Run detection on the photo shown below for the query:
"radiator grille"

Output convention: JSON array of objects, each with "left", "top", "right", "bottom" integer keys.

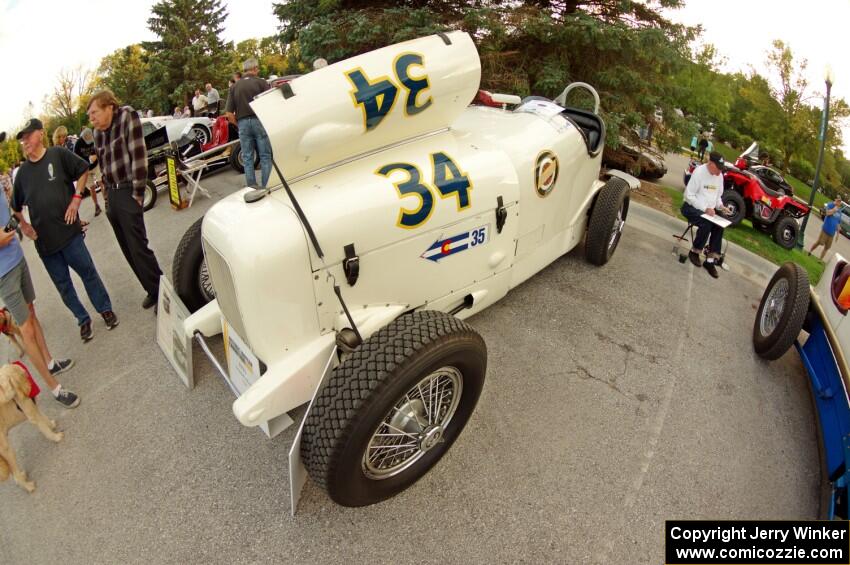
[{"left": 202, "top": 240, "right": 248, "bottom": 341}]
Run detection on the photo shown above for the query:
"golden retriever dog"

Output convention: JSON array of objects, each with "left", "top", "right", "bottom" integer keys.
[
  {"left": 0, "top": 363, "right": 63, "bottom": 493},
  {"left": 0, "top": 308, "right": 25, "bottom": 358}
]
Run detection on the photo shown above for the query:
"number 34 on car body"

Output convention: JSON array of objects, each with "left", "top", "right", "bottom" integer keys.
[{"left": 376, "top": 151, "right": 474, "bottom": 229}]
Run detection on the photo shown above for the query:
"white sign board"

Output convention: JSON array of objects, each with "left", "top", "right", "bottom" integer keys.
[
  {"left": 156, "top": 275, "right": 193, "bottom": 388},
  {"left": 222, "top": 322, "right": 260, "bottom": 395}
]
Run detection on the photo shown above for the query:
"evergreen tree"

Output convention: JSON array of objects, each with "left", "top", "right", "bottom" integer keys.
[{"left": 142, "top": 0, "right": 232, "bottom": 111}]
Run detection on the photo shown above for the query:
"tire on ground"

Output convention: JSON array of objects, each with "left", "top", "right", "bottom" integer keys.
[
  {"left": 753, "top": 262, "right": 810, "bottom": 360},
  {"left": 301, "top": 310, "right": 487, "bottom": 507},
  {"left": 172, "top": 217, "right": 214, "bottom": 312},
  {"left": 585, "top": 177, "right": 630, "bottom": 266},
  {"left": 229, "top": 144, "right": 260, "bottom": 174},
  {"left": 773, "top": 215, "right": 799, "bottom": 249},
  {"left": 143, "top": 180, "right": 157, "bottom": 212},
  {"left": 720, "top": 190, "right": 745, "bottom": 226}
]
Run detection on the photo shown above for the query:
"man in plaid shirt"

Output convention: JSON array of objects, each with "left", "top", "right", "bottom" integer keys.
[{"left": 87, "top": 90, "right": 163, "bottom": 309}]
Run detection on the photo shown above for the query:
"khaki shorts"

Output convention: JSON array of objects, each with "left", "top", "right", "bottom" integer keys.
[
  {"left": 817, "top": 230, "right": 836, "bottom": 250},
  {"left": 86, "top": 165, "right": 101, "bottom": 189},
  {"left": 0, "top": 258, "right": 35, "bottom": 325}
]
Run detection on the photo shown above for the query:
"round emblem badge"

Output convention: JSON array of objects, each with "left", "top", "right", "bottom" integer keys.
[{"left": 535, "top": 151, "right": 558, "bottom": 197}]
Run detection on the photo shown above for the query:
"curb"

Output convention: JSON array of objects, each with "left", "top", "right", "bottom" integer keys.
[{"left": 627, "top": 201, "right": 778, "bottom": 288}]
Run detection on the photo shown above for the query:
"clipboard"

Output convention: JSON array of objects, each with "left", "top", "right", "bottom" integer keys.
[{"left": 701, "top": 213, "right": 731, "bottom": 228}]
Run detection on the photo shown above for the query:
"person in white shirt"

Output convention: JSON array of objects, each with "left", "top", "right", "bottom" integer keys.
[
  {"left": 682, "top": 151, "right": 730, "bottom": 278},
  {"left": 205, "top": 83, "right": 220, "bottom": 116},
  {"left": 192, "top": 89, "right": 208, "bottom": 117}
]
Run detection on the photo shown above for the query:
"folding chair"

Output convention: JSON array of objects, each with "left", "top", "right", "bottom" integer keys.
[
  {"left": 171, "top": 146, "right": 213, "bottom": 208},
  {"left": 672, "top": 222, "right": 728, "bottom": 268}
]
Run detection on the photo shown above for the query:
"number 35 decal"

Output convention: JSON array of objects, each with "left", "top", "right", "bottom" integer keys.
[
  {"left": 345, "top": 52, "right": 433, "bottom": 131},
  {"left": 376, "top": 152, "right": 473, "bottom": 229}
]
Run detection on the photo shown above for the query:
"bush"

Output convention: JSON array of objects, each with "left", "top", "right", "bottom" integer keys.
[
  {"left": 790, "top": 158, "right": 815, "bottom": 184},
  {"left": 713, "top": 122, "right": 744, "bottom": 150}
]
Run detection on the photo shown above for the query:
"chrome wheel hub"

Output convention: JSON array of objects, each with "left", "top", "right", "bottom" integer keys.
[
  {"left": 198, "top": 259, "right": 215, "bottom": 301},
  {"left": 760, "top": 278, "right": 789, "bottom": 336},
  {"left": 608, "top": 205, "right": 625, "bottom": 251},
  {"left": 362, "top": 366, "right": 462, "bottom": 480}
]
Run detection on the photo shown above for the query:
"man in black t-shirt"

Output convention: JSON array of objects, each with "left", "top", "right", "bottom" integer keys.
[{"left": 13, "top": 119, "right": 118, "bottom": 342}]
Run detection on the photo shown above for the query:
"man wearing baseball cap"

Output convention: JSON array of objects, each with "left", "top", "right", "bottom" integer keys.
[
  {"left": 681, "top": 151, "right": 730, "bottom": 279},
  {"left": 0, "top": 119, "right": 85, "bottom": 408},
  {"left": 13, "top": 118, "right": 117, "bottom": 344}
]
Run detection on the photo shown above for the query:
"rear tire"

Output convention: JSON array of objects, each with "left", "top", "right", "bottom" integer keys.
[
  {"left": 585, "top": 177, "right": 630, "bottom": 266},
  {"left": 143, "top": 181, "right": 157, "bottom": 212},
  {"left": 301, "top": 310, "right": 487, "bottom": 507},
  {"left": 753, "top": 262, "right": 810, "bottom": 360},
  {"left": 229, "top": 144, "right": 260, "bottom": 174},
  {"left": 773, "top": 216, "right": 799, "bottom": 249},
  {"left": 172, "top": 217, "right": 215, "bottom": 312}
]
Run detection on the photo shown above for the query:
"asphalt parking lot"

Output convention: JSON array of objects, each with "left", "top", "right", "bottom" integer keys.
[{"left": 0, "top": 170, "right": 820, "bottom": 564}]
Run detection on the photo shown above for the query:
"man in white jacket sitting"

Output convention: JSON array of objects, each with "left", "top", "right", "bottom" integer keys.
[{"left": 681, "top": 151, "right": 730, "bottom": 279}]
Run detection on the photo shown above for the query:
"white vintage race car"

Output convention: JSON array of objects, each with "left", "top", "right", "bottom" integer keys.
[
  {"left": 141, "top": 116, "right": 214, "bottom": 147},
  {"left": 166, "top": 31, "right": 637, "bottom": 510}
]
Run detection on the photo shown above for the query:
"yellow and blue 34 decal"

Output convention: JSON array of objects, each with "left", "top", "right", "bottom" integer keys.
[{"left": 421, "top": 224, "right": 489, "bottom": 262}]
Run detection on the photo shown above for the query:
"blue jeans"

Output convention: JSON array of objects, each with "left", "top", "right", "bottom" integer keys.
[
  {"left": 41, "top": 234, "right": 113, "bottom": 326},
  {"left": 681, "top": 202, "right": 724, "bottom": 258},
  {"left": 237, "top": 117, "right": 272, "bottom": 188}
]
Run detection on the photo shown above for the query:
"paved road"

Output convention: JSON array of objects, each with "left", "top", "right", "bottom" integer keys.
[{"left": 0, "top": 171, "right": 820, "bottom": 564}]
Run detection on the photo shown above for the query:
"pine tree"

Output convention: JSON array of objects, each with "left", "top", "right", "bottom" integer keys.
[{"left": 143, "top": 0, "right": 232, "bottom": 111}]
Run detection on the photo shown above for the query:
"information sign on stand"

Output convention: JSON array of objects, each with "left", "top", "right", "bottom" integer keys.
[
  {"left": 166, "top": 154, "right": 185, "bottom": 209},
  {"left": 221, "top": 322, "right": 293, "bottom": 438},
  {"left": 156, "top": 276, "right": 193, "bottom": 388}
]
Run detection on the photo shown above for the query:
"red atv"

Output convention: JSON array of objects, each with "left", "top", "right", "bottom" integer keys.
[{"left": 684, "top": 143, "right": 808, "bottom": 249}]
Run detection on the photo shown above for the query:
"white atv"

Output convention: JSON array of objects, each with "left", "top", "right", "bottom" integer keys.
[{"left": 167, "top": 31, "right": 637, "bottom": 509}]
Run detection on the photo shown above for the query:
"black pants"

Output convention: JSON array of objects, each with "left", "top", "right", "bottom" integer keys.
[
  {"left": 682, "top": 202, "right": 724, "bottom": 258},
  {"left": 105, "top": 185, "right": 162, "bottom": 296}
]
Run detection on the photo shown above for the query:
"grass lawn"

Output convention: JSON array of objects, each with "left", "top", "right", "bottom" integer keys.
[
  {"left": 721, "top": 220, "right": 824, "bottom": 284},
  {"left": 633, "top": 181, "right": 825, "bottom": 284}
]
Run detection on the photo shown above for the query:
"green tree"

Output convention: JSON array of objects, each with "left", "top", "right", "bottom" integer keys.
[
  {"left": 143, "top": 0, "right": 232, "bottom": 112},
  {"left": 231, "top": 36, "right": 293, "bottom": 77},
  {"left": 272, "top": 0, "right": 697, "bottom": 149},
  {"left": 97, "top": 45, "right": 152, "bottom": 109}
]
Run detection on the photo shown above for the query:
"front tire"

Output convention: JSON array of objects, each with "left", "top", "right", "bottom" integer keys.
[
  {"left": 190, "top": 124, "right": 211, "bottom": 146},
  {"left": 143, "top": 181, "right": 157, "bottom": 212},
  {"left": 172, "top": 217, "right": 215, "bottom": 312},
  {"left": 302, "top": 310, "right": 487, "bottom": 507},
  {"left": 720, "top": 191, "right": 745, "bottom": 226},
  {"left": 773, "top": 216, "right": 799, "bottom": 249},
  {"left": 753, "top": 262, "right": 810, "bottom": 360},
  {"left": 585, "top": 177, "right": 630, "bottom": 265}
]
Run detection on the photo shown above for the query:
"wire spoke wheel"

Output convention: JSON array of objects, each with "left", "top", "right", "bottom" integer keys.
[
  {"left": 608, "top": 202, "right": 625, "bottom": 252},
  {"left": 302, "top": 310, "right": 487, "bottom": 507},
  {"left": 363, "top": 367, "right": 463, "bottom": 480},
  {"left": 752, "top": 262, "right": 810, "bottom": 360},
  {"left": 198, "top": 258, "right": 215, "bottom": 302},
  {"left": 759, "top": 278, "right": 788, "bottom": 337}
]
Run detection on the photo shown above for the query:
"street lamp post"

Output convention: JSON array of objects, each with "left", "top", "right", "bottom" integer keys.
[{"left": 798, "top": 66, "right": 834, "bottom": 248}]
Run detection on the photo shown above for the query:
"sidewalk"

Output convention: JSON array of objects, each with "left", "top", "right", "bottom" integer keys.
[{"left": 627, "top": 200, "right": 778, "bottom": 287}]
